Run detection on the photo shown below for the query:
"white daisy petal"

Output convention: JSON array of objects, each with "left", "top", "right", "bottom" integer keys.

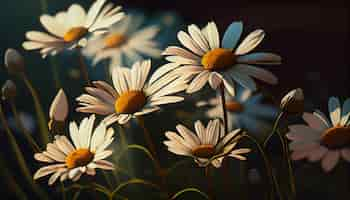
[
  {"left": 85, "top": 0, "right": 107, "bottom": 28},
  {"left": 341, "top": 98, "right": 350, "bottom": 125},
  {"left": 237, "top": 53, "right": 282, "bottom": 65},
  {"left": 235, "top": 29, "right": 265, "bottom": 55},
  {"left": 229, "top": 71, "right": 257, "bottom": 91},
  {"left": 328, "top": 97, "right": 341, "bottom": 126},
  {"left": 302, "top": 112, "right": 328, "bottom": 131},
  {"left": 39, "top": 15, "right": 66, "bottom": 37},
  {"left": 186, "top": 71, "right": 210, "bottom": 93},
  {"left": 206, "top": 22, "right": 220, "bottom": 49},
  {"left": 208, "top": 72, "right": 223, "bottom": 89},
  {"left": 234, "top": 64, "right": 278, "bottom": 85},
  {"left": 340, "top": 148, "right": 350, "bottom": 162},
  {"left": 321, "top": 150, "right": 340, "bottom": 172},
  {"left": 177, "top": 31, "right": 205, "bottom": 56},
  {"left": 222, "top": 21, "right": 243, "bottom": 49}
]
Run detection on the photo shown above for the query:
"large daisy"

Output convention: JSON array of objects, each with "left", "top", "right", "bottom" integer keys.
[
  {"left": 164, "top": 119, "right": 250, "bottom": 168},
  {"left": 83, "top": 14, "right": 162, "bottom": 69},
  {"left": 287, "top": 97, "right": 350, "bottom": 172},
  {"left": 33, "top": 115, "right": 115, "bottom": 185},
  {"left": 197, "top": 86, "right": 277, "bottom": 135},
  {"left": 76, "top": 60, "right": 187, "bottom": 125},
  {"left": 162, "top": 21, "right": 281, "bottom": 95},
  {"left": 22, "top": 0, "right": 124, "bottom": 58}
]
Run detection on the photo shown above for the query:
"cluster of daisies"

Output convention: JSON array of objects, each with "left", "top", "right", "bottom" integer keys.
[{"left": 3, "top": 0, "right": 347, "bottom": 190}]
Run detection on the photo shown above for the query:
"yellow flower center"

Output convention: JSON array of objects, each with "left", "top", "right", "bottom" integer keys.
[
  {"left": 115, "top": 91, "right": 147, "bottom": 114},
  {"left": 63, "top": 27, "right": 88, "bottom": 42},
  {"left": 321, "top": 126, "right": 350, "bottom": 149},
  {"left": 225, "top": 101, "right": 244, "bottom": 113},
  {"left": 192, "top": 144, "right": 215, "bottom": 159},
  {"left": 104, "top": 33, "right": 127, "bottom": 49},
  {"left": 201, "top": 48, "right": 236, "bottom": 71},
  {"left": 65, "top": 149, "right": 94, "bottom": 169}
]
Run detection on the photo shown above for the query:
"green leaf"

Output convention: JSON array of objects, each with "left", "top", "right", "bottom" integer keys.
[
  {"left": 171, "top": 188, "right": 210, "bottom": 200},
  {"left": 117, "top": 144, "right": 160, "bottom": 174},
  {"left": 111, "top": 178, "right": 161, "bottom": 197}
]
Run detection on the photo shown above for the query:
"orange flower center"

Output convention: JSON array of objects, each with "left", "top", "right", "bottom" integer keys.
[
  {"left": 225, "top": 101, "right": 244, "bottom": 113},
  {"left": 63, "top": 27, "right": 88, "bottom": 42},
  {"left": 201, "top": 48, "right": 236, "bottom": 71},
  {"left": 115, "top": 91, "right": 147, "bottom": 114},
  {"left": 65, "top": 149, "right": 94, "bottom": 169},
  {"left": 192, "top": 144, "right": 215, "bottom": 158},
  {"left": 104, "top": 33, "right": 127, "bottom": 49},
  {"left": 321, "top": 126, "right": 350, "bottom": 149}
]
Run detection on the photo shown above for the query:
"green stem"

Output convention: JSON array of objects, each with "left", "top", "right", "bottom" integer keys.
[
  {"left": 21, "top": 73, "right": 49, "bottom": 145},
  {"left": 77, "top": 48, "right": 91, "bottom": 86},
  {"left": 9, "top": 101, "right": 41, "bottom": 152},
  {"left": 61, "top": 182, "right": 67, "bottom": 200},
  {"left": 263, "top": 111, "right": 284, "bottom": 148},
  {"left": 117, "top": 125, "right": 134, "bottom": 178},
  {"left": 38, "top": 0, "right": 48, "bottom": 12},
  {"left": 38, "top": 0, "right": 61, "bottom": 90},
  {"left": 103, "top": 171, "right": 114, "bottom": 189},
  {"left": 0, "top": 158, "right": 28, "bottom": 200},
  {"left": 0, "top": 102, "right": 47, "bottom": 200},
  {"left": 205, "top": 166, "right": 214, "bottom": 200},
  {"left": 49, "top": 57, "right": 61, "bottom": 89},
  {"left": 244, "top": 134, "right": 283, "bottom": 200},
  {"left": 136, "top": 117, "right": 168, "bottom": 197},
  {"left": 283, "top": 133, "right": 296, "bottom": 200},
  {"left": 219, "top": 83, "right": 228, "bottom": 135}
]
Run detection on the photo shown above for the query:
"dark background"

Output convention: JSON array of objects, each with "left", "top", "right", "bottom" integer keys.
[{"left": 0, "top": 0, "right": 349, "bottom": 199}]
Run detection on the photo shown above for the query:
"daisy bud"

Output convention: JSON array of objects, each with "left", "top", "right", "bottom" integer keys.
[
  {"left": 49, "top": 89, "right": 68, "bottom": 122},
  {"left": 1, "top": 80, "right": 17, "bottom": 100},
  {"left": 280, "top": 88, "right": 304, "bottom": 114},
  {"left": 4, "top": 49, "right": 25, "bottom": 75}
]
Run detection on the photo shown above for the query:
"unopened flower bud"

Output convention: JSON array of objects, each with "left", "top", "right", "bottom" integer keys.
[
  {"left": 280, "top": 88, "right": 304, "bottom": 114},
  {"left": 2, "top": 80, "right": 17, "bottom": 100},
  {"left": 49, "top": 89, "right": 68, "bottom": 122},
  {"left": 4, "top": 49, "right": 25, "bottom": 75}
]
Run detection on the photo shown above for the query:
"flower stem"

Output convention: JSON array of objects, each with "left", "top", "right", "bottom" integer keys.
[
  {"left": 77, "top": 48, "right": 91, "bottom": 86},
  {"left": 205, "top": 166, "right": 214, "bottom": 200},
  {"left": 263, "top": 111, "right": 284, "bottom": 148},
  {"left": 61, "top": 182, "right": 67, "bottom": 200},
  {"left": 219, "top": 83, "right": 228, "bottom": 135},
  {"left": 118, "top": 125, "right": 135, "bottom": 178},
  {"left": 136, "top": 116, "right": 168, "bottom": 197},
  {"left": 21, "top": 73, "right": 49, "bottom": 145},
  {"left": 50, "top": 57, "right": 61, "bottom": 89},
  {"left": 244, "top": 134, "right": 283, "bottom": 200},
  {"left": 0, "top": 102, "right": 47, "bottom": 200},
  {"left": 9, "top": 100, "right": 41, "bottom": 152},
  {"left": 283, "top": 132, "right": 296, "bottom": 200}
]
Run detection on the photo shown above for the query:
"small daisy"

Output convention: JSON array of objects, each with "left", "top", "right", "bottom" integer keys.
[
  {"left": 33, "top": 115, "right": 115, "bottom": 185},
  {"left": 76, "top": 60, "right": 187, "bottom": 125},
  {"left": 23, "top": 0, "right": 125, "bottom": 58},
  {"left": 164, "top": 119, "right": 250, "bottom": 168},
  {"left": 287, "top": 97, "right": 350, "bottom": 172},
  {"left": 163, "top": 21, "right": 281, "bottom": 95},
  {"left": 83, "top": 14, "right": 162, "bottom": 68},
  {"left": 197, "top": 86, "right": 277, "bottom": 135}
]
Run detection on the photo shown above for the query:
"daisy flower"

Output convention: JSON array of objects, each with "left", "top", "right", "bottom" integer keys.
[
  {"left": 33, "top": 115, "right": 115, "bottom": 185},
  {"left": 76, "top": 60, "right": 187, "bottom": 125},
  {"left": 83, "top": 14, "right": 162, "bottom": 68},
  {"left": 162, "top": 21, "right": 281, "bottom": 95},
  {"left": 22, "top": 0, "right": 125, "bottom": 58},
  {"left": 197, "top": 86, "right": 277, "bottom": 135},
  {"left": 164, "top": 119, "right": 250, "bottom": 168},
  {"left": 287, "top": 97, "right": 350, "bottom": 172}
]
